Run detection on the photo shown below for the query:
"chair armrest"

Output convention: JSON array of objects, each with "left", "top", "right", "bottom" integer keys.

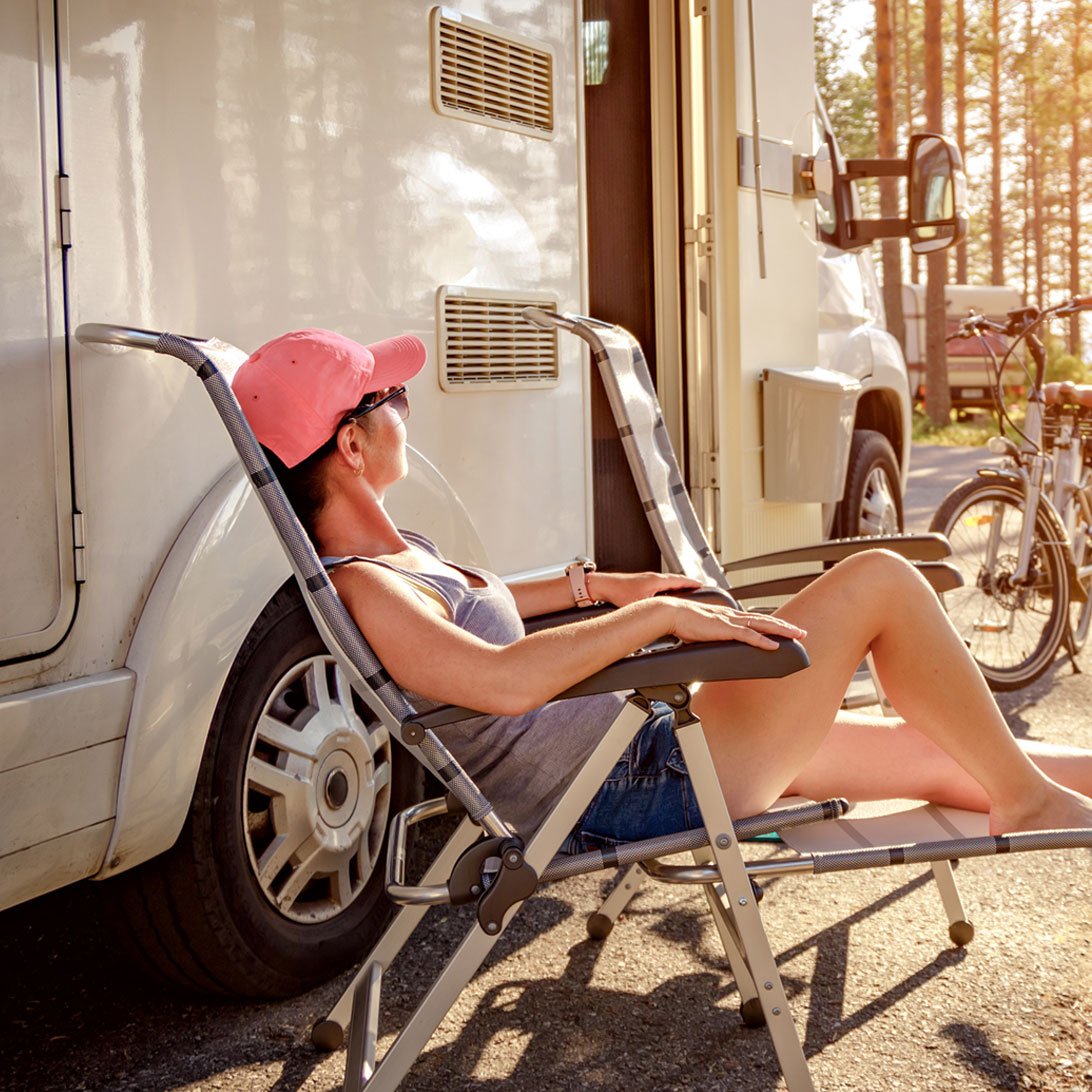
[
  {"left": 404, "top": 630, "right": 809, "bottom": 731},
  {"left": 721, "top": 532, "right": 951, "bottom": 573},
  {"left": 732, "top": 560, "right": 963, "bottom": 603},
  {"left": 555, "top": 635, "right": 808, "bottom": 698}
]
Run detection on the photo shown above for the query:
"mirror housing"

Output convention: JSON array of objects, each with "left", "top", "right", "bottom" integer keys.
[
  {"left": 808, "top": 131, "right": 967, "bottom": 254},
  {"left": 906, "top": 133, "right": 968, "bottom": 253}
]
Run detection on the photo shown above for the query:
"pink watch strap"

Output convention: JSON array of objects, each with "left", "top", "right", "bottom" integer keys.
[{"left": 566, "top": 561, "right": 596, "bottom": 608}]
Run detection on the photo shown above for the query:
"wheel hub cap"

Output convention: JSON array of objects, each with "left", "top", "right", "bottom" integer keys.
[
  {"left": 325, "top": 768, "right": 351, "bottom": 810},
  {"left": 243, "top": 656, "right": 392, "bottom": 924}
]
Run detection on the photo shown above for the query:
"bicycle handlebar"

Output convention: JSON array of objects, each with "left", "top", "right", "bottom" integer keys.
[
  {"left": 949, "top": 294, "right": 1092, "bottom": 341},
  {"left": 1054, "top": 294, "right": 1092, "bottom": 316}
]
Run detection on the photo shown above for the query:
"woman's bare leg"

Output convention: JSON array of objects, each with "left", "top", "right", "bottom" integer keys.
[
  {"left": 691, "top": 549, "right": 1092, "bottom": 833},
  {"left": 785, "top": 712, "right": 1092, "bottom": 813}
]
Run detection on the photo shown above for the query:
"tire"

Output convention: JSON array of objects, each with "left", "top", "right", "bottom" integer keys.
[
  {"left": 1071, "top": 593, "right": 1092, "bottom": 655},
  {"left": 929, "top": 479, "right": 1071, "bottom": 691},
  {"left": 834, "top": 430, "right": 904, "bottom": 538},
  {"left": 105, "top": 581, "right": 422, "bottom": 998},
  {"left": 1068, "top": 518, "right": 1092, "bottom": 655}
]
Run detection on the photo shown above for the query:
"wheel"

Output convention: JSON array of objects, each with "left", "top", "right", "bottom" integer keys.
[
  {"left": 834, "top": 430, "right": 904, "bottom": 538},
  {"left": 1070, "top": 593, "right": 1092, "bottom": 655},
  {"left": 1067, "top": 492, "right": 1092, "bottom": 654},
  {"left": 929, "top": 479, "right": 1071, "bottom": 691},
  {"left": 105, "top": 581, "right": 422, "bottom": 998}
]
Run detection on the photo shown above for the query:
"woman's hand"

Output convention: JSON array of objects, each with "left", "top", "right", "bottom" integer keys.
[
  {"left": 660, "top": 597, "right": 807, "bottom": 651},
  {"left": 587, "top": 570, "right": 703, "bottom": 607}
]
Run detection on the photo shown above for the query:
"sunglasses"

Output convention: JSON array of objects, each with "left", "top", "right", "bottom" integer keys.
[{"left": 338, "top": 386, "right": 410, "bottom": 429}]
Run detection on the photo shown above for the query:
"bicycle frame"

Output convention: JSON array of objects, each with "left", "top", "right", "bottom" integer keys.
[{"left": 933, "top": 294, "right": 1092, "bottom": 687}]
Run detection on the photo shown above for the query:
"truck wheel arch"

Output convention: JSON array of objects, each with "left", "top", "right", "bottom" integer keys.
[
  {"left": 97, "top": 463, "right": 288, "bottom": 878},
  {"left": 852, "top": 388, "right": 905, "bottom": 475}
]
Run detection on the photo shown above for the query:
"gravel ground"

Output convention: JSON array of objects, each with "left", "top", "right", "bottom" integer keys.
[{"left": 3, "top": 444, "right": 1090, "bottom": 1091}]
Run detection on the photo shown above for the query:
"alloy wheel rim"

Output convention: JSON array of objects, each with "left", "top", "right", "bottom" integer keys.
[
  {"left": 859, "top": 466, "right": 900, "bottom": 536},
  {"left": 243, "top": 656, "right": 392, "bottom": 924}
]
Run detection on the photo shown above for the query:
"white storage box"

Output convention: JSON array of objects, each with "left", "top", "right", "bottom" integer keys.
[{"left": 761, "top": 367, "right": 860, "bottom": 503}]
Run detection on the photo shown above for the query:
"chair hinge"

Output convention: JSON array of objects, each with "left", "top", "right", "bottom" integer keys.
[
  {"left": 683, "top": 213, "right": 714, "bottom": 256},
  {"left": 58, "top": 173, "right": 72, "bottom": 250},
  {"left": 72, "top": 511, "right": 86, "bottom": 584}
]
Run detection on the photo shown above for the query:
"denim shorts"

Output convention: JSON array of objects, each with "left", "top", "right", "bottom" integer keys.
[{"left": 562, "top": 703, "right": 704, "bottom": 855}]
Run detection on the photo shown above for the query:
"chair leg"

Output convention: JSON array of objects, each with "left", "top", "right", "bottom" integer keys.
[
  {"left": 351, "top": 921, "right": 506, "bottom": 1092},
  {"left": 588, "top": 863, "right": 646, "bottom": 939},
  {"left": 675, "top": 717, "right": 816, "bottom": 1092},
  {"left": 314, "top": 816, "right": 482, "bottom": 1046},
  {"left": 930, "top": 860, "right": 975, "bottom": 946},
  {"left": 693, "top": 847, "right": 763, "bottom": 1027},
  {"left": 344, "top": 963, "right": 383, "bottom": 1092}
]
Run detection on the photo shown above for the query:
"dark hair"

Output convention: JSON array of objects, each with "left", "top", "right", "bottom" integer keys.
[
  {"left": 264, "top": 431, "right": 345, "bottom": 544},
  {"left": 262, "top": 396, "right": 380, "bottom": 543}
]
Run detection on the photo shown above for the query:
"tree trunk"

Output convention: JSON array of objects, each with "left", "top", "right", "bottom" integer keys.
[
  {"left": 954, "top": 0, "right": 968, "bottom": 284},
  {"left": 902, "top": 0, "right": 919, "bottom": 285},
  {"left": 923, "top": 0, "right": 951, "bottom": 424},
  {"left": 1030, "top": 1, "right": 1045, "bottom": 308},
  {"left": 876, "top": 0, "right": 904, "bottom": 347},
  {"left": 990, "top": 0, "right": 1005, "bottom": 285},
  {"left": 1025, "top": 0, "right": 1041, "bottom": 306},
  {"left": 1068, "top": 0, "right": 1083, "bottom": 353}
]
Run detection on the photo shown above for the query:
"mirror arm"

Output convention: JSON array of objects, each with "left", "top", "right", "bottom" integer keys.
[
  {"left": 846, "top": 217, "right": 909, "bottom": 244},
  {"left": 842, "top": 158, "right": 909, "bottom": 180}
]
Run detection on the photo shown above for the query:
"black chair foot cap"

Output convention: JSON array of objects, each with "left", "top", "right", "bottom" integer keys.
[
  {"left": 312, "top": 1019, "right": 344, "bottom": 1051},
  {"left": 740, "top": 998, "right": 767, "bottom": 1028},
  {"left": 587, "top": 912, "right": 615, "bottom": 940},
  {"left": 949, "top": 920, "right": 975, "bottom": 947}
]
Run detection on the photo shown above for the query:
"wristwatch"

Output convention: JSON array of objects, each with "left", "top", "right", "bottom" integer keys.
[{"left": 565, "top": 559, "right": 597, "bottom": 608}]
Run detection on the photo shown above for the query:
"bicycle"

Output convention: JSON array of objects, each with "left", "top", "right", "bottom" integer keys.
[{"left": 928, "top": 296, "right": 1092, "bottom": 690}]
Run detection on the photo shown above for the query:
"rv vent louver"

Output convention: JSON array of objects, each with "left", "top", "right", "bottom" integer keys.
[
  {"left": 438, "top": 289, "right": 560, "bottom": 390},
  {"left": 432, "top": 9, "right": 555, "bottom": 137}
]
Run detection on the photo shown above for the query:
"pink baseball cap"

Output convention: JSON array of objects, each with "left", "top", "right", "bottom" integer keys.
[{"left": 233, "top": 328, "right": 427, "bottom": 467}]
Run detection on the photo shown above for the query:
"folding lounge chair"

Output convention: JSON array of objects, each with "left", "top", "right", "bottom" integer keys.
[
  {"left": 75, "top": 321, "right": 1092, "bottom": 1092},
  {"left": 517, "top": 308, "right": 991, "bottom": 944}
]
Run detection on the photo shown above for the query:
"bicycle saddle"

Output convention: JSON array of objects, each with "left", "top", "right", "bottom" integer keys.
[{"left": 1043, "top": 381, "right": 1092, "bottom": 408}]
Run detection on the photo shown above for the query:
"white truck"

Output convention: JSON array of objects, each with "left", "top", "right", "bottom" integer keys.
[{"left": 1, "top": 0, "right": 963, "bottom": 996}]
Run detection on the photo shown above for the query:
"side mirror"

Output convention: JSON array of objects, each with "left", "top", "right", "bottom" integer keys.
[
  {"left": 810, "top": 130, "right": 968, "bottom": 254},
  {"left": 907, "top": 133, "right": 968, "bottom": 254}
]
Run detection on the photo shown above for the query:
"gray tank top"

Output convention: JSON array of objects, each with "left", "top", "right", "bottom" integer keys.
[{"left": 325, "top": 531, "right": 626, "bottom": 834}]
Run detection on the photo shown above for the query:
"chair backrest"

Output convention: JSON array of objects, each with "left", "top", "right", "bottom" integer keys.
[
  {"left": 77, "top": 325, "right": 509, "bottom": 836},
  {"left": 522, "top": 309, "right": 732, "bottom": 594}
]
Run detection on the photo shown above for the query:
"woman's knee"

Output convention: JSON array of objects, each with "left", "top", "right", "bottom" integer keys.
[{"left": 837, "top": 547, "right": 922, "bottom": 595}]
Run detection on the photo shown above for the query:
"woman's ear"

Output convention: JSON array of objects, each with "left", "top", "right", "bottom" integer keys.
[{"left": 334, "top": 422, "right": 367, "bottom": 475}]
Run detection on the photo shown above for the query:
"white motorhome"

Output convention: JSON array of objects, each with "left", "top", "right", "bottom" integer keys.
[{"left": 1, "top": 0, "right": 962, "bottom": 996}]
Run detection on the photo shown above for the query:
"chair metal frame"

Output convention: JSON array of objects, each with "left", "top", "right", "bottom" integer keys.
[{"left": 74, "top": 320, "right": 1092, "bottom": 1092}]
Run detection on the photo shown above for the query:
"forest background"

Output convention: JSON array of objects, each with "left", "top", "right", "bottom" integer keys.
[{"left": 816, "top": 0, "right": 1090, "bottom": 423}]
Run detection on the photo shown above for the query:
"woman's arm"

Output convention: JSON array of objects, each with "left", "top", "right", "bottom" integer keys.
[
  {"left": 332, "top": 563, "right": 804, "bottom": 717},
  {"left": 508, "top": 570, "right": 704, "bottom": 618}
]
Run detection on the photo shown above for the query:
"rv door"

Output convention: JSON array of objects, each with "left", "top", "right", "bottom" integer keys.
[{"left": 0, "top": 0, "right": 78, "bottom": 664}]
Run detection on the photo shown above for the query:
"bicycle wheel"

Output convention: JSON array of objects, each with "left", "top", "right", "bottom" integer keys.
[
  {"left": 930, "top": 478, "right": 1071, "bottom": 691},
  {"left": 1068, "top": 514, "right": 1092, "bottom": 654}
]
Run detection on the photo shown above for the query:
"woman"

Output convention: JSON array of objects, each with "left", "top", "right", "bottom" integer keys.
[{"left": 234, "top": 328, "right": 1092, "bottom": 850}]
